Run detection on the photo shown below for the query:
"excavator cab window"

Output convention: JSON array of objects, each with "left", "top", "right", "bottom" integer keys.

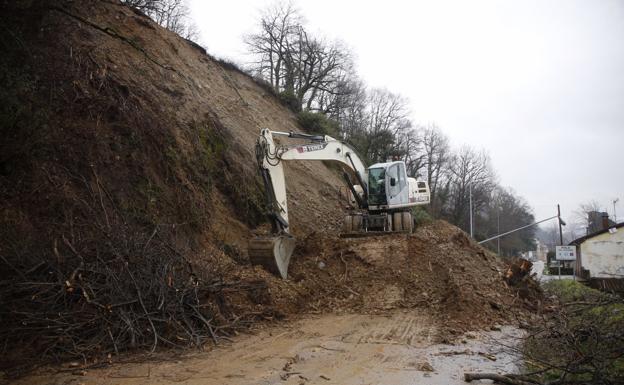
[
  {"left": 398, "top": 163, "right": 407, "bottom": 190},
  {"left": 387, "top": 164, "right": 400, "bottom": 197},
  {"left": 368, "top": 167, "right": 387, "bottom": 205}
]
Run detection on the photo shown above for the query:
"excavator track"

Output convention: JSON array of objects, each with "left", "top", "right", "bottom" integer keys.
[{"left": 248, "top": 235, "right": 296, "bottom": 279}]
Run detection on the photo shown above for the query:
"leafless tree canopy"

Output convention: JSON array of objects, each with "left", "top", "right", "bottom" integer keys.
[
  {"left": 421, "top": 124, "right": 450, "bottom": 214},
  {"left": 244, "top": 2, "right": 353, "bottom": 112},
  {"left": 122, "top": 0, "right": 198, "bottom": 40}
]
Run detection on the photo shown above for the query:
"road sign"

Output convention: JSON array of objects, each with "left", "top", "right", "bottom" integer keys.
[{"left": 556, "top": 245, "right": 576, "bottom": 261}]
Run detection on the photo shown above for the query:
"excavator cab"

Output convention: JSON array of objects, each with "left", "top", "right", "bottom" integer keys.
[{"left": 366, "top": 161, "right": 412, "bottom": 209}]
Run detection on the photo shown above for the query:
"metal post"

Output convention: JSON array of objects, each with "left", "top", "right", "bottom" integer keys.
[
  {"left": 497, "top": 208, "right": 500, "bottom": 255},
  {"left": 469, "top": 183, "right": 473, "bottom": 238},
  {"left": 558, "top": 204, "right": 562, "bottom": 279},
  {"left": 557, "top": 204, "right": 563, "bottom": 246}
]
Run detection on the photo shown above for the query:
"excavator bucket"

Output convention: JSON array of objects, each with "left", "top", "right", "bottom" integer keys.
[{"left": 248, "top": 235, "right": 296, "bottom": 279}]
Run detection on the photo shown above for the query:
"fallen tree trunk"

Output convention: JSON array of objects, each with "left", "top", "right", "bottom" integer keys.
[{"left": 464, "top": 372, "right": 535, "bottom": 385}]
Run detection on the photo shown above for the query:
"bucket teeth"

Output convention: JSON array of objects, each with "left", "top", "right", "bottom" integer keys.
[{"left": 248, "top": 235, "right": 296, "bottom": 279}]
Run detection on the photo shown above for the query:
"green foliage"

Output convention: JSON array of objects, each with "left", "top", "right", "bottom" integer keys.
[
  {"left": 279, "top": 90, "right": 301, "bottom": 112},
  {"left": 190, "top": 120, "right": 265, "bottom": 227},
  {"left": 411, "top": 206, "right": 432, "bottom": 226},
  {"left": 196, "top": 120, "right": 226, "bottom": 175},
  {"left": 296, "top": 111, "right": 339, "bottom": 137},
  {"left": 543, "top": 279, "right": 606, "bottom": 303},
  {"left": 253, "top": 76, "right": 280, "bottom": 99}
]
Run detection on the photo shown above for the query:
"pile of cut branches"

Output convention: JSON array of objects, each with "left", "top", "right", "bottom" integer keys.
[
  {"left": 0, "top": 166, "right": 273, "bottom": 375},
  {"left": 0, "top": 220, "right": 272, "bottom": 374},
  {"left": 465, "top": 280, "right": 624, "bottom": 385}
]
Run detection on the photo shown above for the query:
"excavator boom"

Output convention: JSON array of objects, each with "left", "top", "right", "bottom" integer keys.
[{"left": 248, "top": 128, "right": 367, "bottom": 279}]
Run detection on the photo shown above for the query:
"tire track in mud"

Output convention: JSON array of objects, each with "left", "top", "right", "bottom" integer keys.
[{"left": 340, "top": 313, "right": 437, "bottom": 347}]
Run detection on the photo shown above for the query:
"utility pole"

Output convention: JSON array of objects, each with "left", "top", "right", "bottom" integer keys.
[
  {"left": 469, "top": 183, "right": 474, "bottom": 238},
  {"left": 497, "top": 208, "right": 501, "bottom": 255},
  {"left": 557, "top": 204, "right": 564, "bottom": 280},
  {"left": 614, "top": 198, "right": 619, "bottom": 223},
  {"left": 557, "top": 204, "right": 563, "bottom": 246}
]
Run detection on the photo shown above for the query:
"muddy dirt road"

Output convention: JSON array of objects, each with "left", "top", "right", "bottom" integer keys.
[{"left": 16, "top": 311, "right": 521, "bottom": 385}]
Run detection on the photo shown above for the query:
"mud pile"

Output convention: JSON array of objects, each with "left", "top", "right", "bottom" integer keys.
[{"left": 227, "top": 220, "right": 537, "bottom": 337}]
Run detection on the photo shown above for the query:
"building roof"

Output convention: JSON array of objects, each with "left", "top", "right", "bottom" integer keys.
[{"left": 569, "top": 222, "right": 624, "bottom": 246}]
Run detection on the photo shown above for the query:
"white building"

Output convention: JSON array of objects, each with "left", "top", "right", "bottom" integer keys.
[
  {"left": 535, "top": 239, "right": 549, "bottom": 262},
  {"left": 570, "top": 223, "right": 624, "bottom": 279}
]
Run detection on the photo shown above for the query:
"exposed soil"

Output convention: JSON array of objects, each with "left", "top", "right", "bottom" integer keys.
[{"left": 223, "top": 220, "right": 535, "bottom": 341}]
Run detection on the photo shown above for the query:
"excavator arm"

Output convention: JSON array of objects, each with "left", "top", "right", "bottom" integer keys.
[
  {"left": 249, "top": 128, "right": 368, "bottom": 278},
  {"left": 255, "top": 128, "right": 368, "bottom": 233}
]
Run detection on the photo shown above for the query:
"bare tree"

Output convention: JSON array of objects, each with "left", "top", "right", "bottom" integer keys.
[
  {"left": 481, "top": 187, "right": 535, "bottom": 255},
  {"left": 330, "top": 78, "right": 368, "bottom": 139},
  {"left": 335, "top": 88, "right": 413, "bottom": 164},
  {"left": 244, "top": 2, "right": 301, "bottom": 91},
  {"left": 298, "top": 39, "right": 353, "bottom": 111},
  {"left": 400, "top": 128, "right": 426, "bottom": 178},
  {"left": 245, "top": 2, "right": 354, "bottom": 111},
  {"left": 444, "top": 146, "right": 496, "bottom": 232},
  {"left": 123, "top": 0, "right": 199, "bottom": 40},
  {"left": 420, "top": 124, "right": 450, "bottom": 214}
]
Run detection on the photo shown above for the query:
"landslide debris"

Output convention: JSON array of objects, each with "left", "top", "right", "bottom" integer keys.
[{"left": 228, "top": 220, "right": 538, "bottom": 338}]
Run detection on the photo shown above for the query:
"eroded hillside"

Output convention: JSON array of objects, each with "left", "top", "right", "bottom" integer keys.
[{"left": 0, "top": 0, "right": 345, "bottom": 369}]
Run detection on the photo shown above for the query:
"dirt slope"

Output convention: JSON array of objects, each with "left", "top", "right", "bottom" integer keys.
[
  {"left": 0, "top": 0, "right": 344, "bottom": 369},
  {"left": 1, "top": 0, "right": 343, "bottom": 253}
]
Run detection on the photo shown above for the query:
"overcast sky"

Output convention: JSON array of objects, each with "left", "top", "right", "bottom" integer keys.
[{"left": 188, "top": 0, "right": 624, "bottom": 227}]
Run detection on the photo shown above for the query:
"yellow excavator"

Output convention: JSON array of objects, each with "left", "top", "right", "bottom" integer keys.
[{"left": 248, "top": 128, "right": 431, "bottom": 279}]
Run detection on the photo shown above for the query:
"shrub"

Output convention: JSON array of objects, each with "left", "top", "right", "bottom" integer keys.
[
  {"left": 411, "top": 205, "right": 432, "bottom": 226},
  {"left": 296, "top": 111, "right": 339, "bottom": 137},
  {"left": 521, "top": 280, "right": 624, "bottom": 384},
  {"left": 279, "top": 90, "right": 301, "bottom": 112},
  {"left": 253, "top": 77, "right": 279, "bottom": 98},
  {"left": 215, "top": 57, "right": 245, "bottom": 75}
]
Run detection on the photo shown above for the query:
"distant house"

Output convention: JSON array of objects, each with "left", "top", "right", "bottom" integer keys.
[
  {"left": 570, "top": 221, "right": 624, "bottom": 279},
  {"left": 522, "top": 240, "right": 549, "bottom": 262}
]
